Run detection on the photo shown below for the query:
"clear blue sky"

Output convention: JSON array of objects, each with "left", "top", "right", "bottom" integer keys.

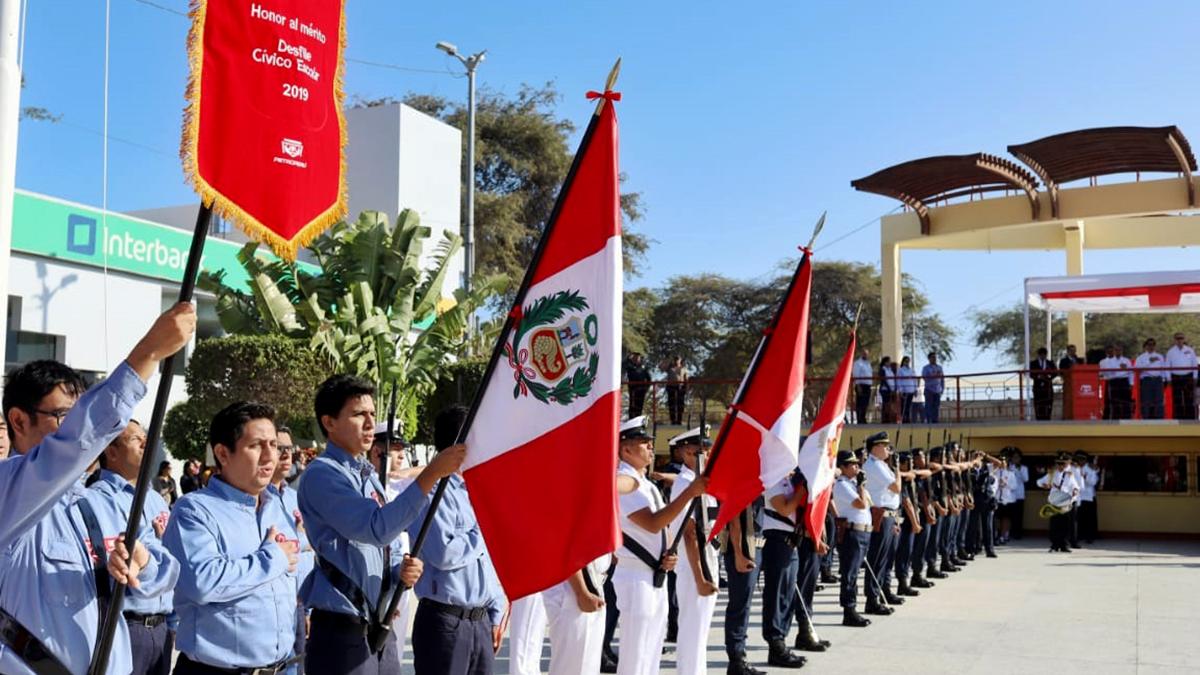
[{"left": 14, "top": 0, "right": 1200, "bottom": 373}]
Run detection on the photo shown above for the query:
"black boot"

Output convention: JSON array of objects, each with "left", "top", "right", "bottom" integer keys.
[
  {"left": 898, "top": 578, "right": 920, "bottom": 596},
  {"left": 926, "top": 567, "right": 947, "bottom": 579},
  {"left": 820, "top": 570, "right": 840, "bottom": 584},
  {"left": 842, "top": 606, "right": 871, "bottom": 627},
  {"left": 911, "top": 574, "right": 934, "bottom": 588},
  {"left": 793, "top": 615, "right": 830, "bottom": 652},
  {"left": 883, "top": 588, "right": 906, "bottom": 605},
  {"left": 940, "top": 558, "right": 960, "bottom": 573},
  {"left": 864, "top": 597, "right": 894, "bottom": 615},
  {"left": 727, "top": 656, "right": 767, "bottom": 675},
  {"left": 600, "top": 651, "right": 618, "bottom": 674},
  {"left": 767, "top": 640, "right": 807, "bottom": 668}
]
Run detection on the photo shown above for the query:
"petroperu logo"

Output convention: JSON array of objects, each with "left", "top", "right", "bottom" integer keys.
[{"left": 274, "top": 137, "right": 308, "bottom": 168}]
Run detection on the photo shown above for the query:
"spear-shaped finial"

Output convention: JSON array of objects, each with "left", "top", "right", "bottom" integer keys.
[
  {"left": 852, "top": 301, "right": 864, "bottom": 333},
  {"left": 805, "top": 211, "right": 827, "bottom": 251},
  {"left": 591, "top": 58, "right": 622, "bottom": 115}
]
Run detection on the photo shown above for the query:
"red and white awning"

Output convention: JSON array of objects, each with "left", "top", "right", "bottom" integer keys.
[{"left": 1025, "top": 270, "right": 1200, "bottom": 314}]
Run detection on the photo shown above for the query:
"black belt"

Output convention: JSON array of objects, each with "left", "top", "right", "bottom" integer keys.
[
  {"left": 124, "top": 611, "right": 168, "bottom": 628},
  {"left": 419, "top": 598, "right": 490, "bottom": 622},
  {"left": 177, "top": 653, "right": 296, "bottom": 675},
  {"left": 0, "top": 607, "right": 71, "bottom": 675}
]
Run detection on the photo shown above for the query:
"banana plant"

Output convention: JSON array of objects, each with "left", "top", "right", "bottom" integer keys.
[{"left": 197, "top": 209, "right": 505, "bottom": 429}]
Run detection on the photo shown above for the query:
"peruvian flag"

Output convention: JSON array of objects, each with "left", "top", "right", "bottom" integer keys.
[
  {"left": 706, "top": 251, "right": 813, "bottom": 539},
  {"left": 461, "top": 91, "right": 623, "bottom": 600},
  {"left": 797, "top": 331, "right": 855, "bottom": 542}
]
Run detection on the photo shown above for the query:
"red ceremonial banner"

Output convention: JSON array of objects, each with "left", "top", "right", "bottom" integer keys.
[{"left": 182, "top": 0, "right": 347, "bottom": 260}]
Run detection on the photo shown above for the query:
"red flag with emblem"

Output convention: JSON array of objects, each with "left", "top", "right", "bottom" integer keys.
[{"left": 798, "top": 331, "right": 855, "bottom": 542}]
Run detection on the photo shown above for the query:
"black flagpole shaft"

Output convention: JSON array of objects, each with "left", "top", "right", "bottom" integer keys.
[
  {"left": 702, "top": 251, "right": 811, "bottom": 480},
  {"left": 90, "top": 204, "right": 212, "bottom": 675},
  {"left": 371, "top": 101, "right": 612, "bottom": 654}
]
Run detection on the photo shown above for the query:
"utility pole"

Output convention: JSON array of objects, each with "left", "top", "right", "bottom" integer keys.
[{"left": 0, "top": 0, "right": 23, "bottom": 370}]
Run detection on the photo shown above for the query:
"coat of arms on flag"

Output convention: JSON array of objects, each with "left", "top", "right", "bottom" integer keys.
[{"left": 505, "top": 290, "right": 600, "bottom": 405}]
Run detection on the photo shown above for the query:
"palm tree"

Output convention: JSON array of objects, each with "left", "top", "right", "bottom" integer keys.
[{"left": 197, "top": 209, "right": 504, "bottom": 430}]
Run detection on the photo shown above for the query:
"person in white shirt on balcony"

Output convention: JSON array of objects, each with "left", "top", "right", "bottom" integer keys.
[
  {"left": 852, "top": 349, "right": 874, "bottom": 424},
  {"left": 1135, "top": 338, "right": 1168, "bottom": 419},
  {"left": 1165, "top": 333, "right": 1198, "bottom": 420}
]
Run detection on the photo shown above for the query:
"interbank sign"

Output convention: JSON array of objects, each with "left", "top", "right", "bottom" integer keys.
[{"left": 11, "top": 190, "right": 318, "bottom": 288}]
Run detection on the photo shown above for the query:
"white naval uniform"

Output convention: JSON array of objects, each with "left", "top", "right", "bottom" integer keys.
[
  {"left": 667, "top": 467, "right": 719, "bottom": 675},
  {"left": 384, "top": 475, "right": 416, "bottom": 668},
  {"left": 542, "top": 555, "right": 611, "bottom": 675},
  {"left": 614, "top": 461, "right": 669, "bottom": 675},
  {"left": 508, "top": 593, "right": 547, "bottom": 675}
]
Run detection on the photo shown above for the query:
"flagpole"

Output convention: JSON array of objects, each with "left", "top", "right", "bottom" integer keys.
[
  {"left": 702, "top": 212, "right": 825, "bottom": 479},
  {"left": 89, "top": 204, "right": 212, "bottom": 674},
  {"left": 369, "top": 59, "right": 623, "bottom": 654}
]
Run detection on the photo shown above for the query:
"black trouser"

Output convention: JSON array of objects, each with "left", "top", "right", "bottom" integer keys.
[
  {"left": 1049, "top": 510, "right": 1070, "bottom": 550},
  {"left": 910, "top": 519, "right": 930, "bottom": 577},
  {"left": 412, "top": 601, "right": 494, "bottom": 675},
  {"left": 761, "top": 531, "right": 798, "bottom": 642},
  {"left": 628, "top": 385, "right": 648, "bottom": 418},
  {"left": 900, "top": 393, "right": 915, "bottom": 422},
  {"left": 837, "top": 529, "right": 870, "bottom": 609},
  {"left": 1012, "top": 499, "right": 1026, "bottom": 539},
  {"left": 1079, "top": 499, "right": 1099, "bottom": 542},
  {"left": 855, "top": 384, "right": 872, "bottom": 423},
  {"left": 1141, "top": 377, "right": 1165, "bottom": 419},
  {"left": 865, "top": 516, "right": 895, "bottom": 603},
  {"left": 894, "top": 520, "right": 914, "bottom": 582},
  {"left": 1069, "top": 502, "right": 1081, "bottom": 547},
  {"left": 979, "top": 506, "right": 995, "bottom": 554},
  {"left": 1171, "top": 375, "right": 1196, "bottom": 420},
  {"left": 602, "top": 575, "right": 619, "bottom": 659},
  {"left": 924, "top": 518, "right": 941, "bottom": 568},
  {"left": 1109, "top": 379, "right": 1132, "bottom": 419},
  {"left": 820, "top": 511, "right": 836, "bottom": 576},
  {"left": 966, "top": 506, "right": 982, "bottom": 552},
  {"left": 1033, "top": 382, "right": 1053, "bottom": 420},
  {"left": 127, "top": 617, "right": 173, "bottom": 675},
  {"left": 306, "top": 609, "right": 401, "bottom": 675},
  {"left": 794, "top": 536, "right": 820, "bottom": 625},
  {"left": 724, "top": 545, "right": 761, "bottom": 660},
  {"left": 666, "top": 385, "right": 685, "bottom": 425}
]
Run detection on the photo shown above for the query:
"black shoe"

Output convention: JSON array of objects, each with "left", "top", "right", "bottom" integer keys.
[
  {"left": 767, "top": 640, "right": 807, "bottom": 668},
  {"left": 883, "top": 589, "right": 906, "bottom": 605},
  {"left": 820, "top": 571, "right": 840, "bottom": 584},
  {"left": 940, "top": 560, "right": 960, "bottom": 573},
  {"left": 665, "top": 626, "right": 677, "bottom": 643},
  {"left": 986, "top": 551, "right": 997, "bottom": 558},
  {"left": 842, "top": 607, "right": 871, "bottom": 627},
  {"left": 951, "top": 556, "right": 968, "bottom": 567},
  {"left": 911, "top": 575, "right": 934, "bottom": 589},
  {"left": 864, "top": 600, "right": 894, "bottom": 616},
  {"left": 815, "top": 583, "right": 825, "bottom": 592},
  {"left": 727, "top": 657, "right": 767, "bottom": 675},
  {"left": 794, "top": 630, "right": 828, "bottom": 652},
  {"left": 926, "top": 569, "right": 947, "bottom": 579},
  {"left": 898, "top": 582, "right": 920, "bottom": 597},
  {"left": 1062, "top": 547, "right": 1072, "bottom": 553},
  {"left": 601, "top": 653, "right": 618, "bottom": 674}
]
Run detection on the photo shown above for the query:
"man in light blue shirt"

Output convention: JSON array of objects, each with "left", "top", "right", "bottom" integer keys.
[
  {"left": 0, "top": 303, "right": 195, "bottom": 675},
  {"left": 86, "top": 420, "right": 180, "bottom": 675},
  {"left": 164, "top": 401, "right": 302, "bottom": 674},
  {"left": 299, "top": 375, "right": 464, "bottom": 675},
  {"left": 921, "top": 352, "right": 945, "bottom": 423},
  {"left": 862, "top": 431, "right": 902, "bottom": 616},
  {"left": 269, "top": 425, "right": 313, "bottom": 675},
  {"left": 409, "top": 405, "right": 507, "bottom": 675}
]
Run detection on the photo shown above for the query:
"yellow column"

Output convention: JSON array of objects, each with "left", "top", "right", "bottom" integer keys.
[
  {"left": 881, "top": 241, "right": 903, "bottom": 363},
  {"left": 1065, "top": 221, "right": 1086, "bottom": 350}
]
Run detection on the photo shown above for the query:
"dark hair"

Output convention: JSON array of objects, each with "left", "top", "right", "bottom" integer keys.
[
  {"left": 158, "top": 460, "right": 171, "bottom": 476},
  {"left": 3, "top": 360, "right": 87, "bottom": 443},
  {"left": 314, "top": 375, "right": 375, "bottom": 438},
  {"left": 209, "top": 401, "right": 276, "bottom": 466},
  {"left": 276, "top": 425, "right": 292, "bottom": 436},
  {"left": 1037, "top": 347, "right": 1048, "bottom": 355},
  {"left": 928, "top": 351, "right": 937, "bottom": 359},
  {"left": 433, "top": 405, "right": 469, "bottom": 451}
]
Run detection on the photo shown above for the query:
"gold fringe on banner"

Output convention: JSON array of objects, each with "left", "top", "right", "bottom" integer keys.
[{"left": 180, "top": 0, "right": 349, "bottom": 262}]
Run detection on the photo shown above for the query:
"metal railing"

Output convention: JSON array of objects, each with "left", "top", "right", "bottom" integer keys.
[{"left": 620, "top": 364, "right": 1198, "bottom": 426}]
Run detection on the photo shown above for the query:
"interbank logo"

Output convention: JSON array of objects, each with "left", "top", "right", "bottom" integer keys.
[
  {"left": 281, "top": 138, "right": 304, "bottom": 158},
  {"left": 66, "top": 213, "right": 98, "bottom": 256}
]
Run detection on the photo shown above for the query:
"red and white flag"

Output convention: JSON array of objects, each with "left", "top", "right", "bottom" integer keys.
[
  {"left": 462, "top": 92, "right": 623, "bottom": 600},
  {"left": 798, "top": 331, "right": 856, "bottom": 542},
  {"left": 706, "top": 252, "right": 813, "bottom": 538}
]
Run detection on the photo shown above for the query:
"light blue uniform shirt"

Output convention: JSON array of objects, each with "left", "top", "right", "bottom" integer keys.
[
  {"left": 163, "top": 477, "right": 299, "bottom": 669},
  {"left": 0, "top": 361, "right": 147, "bottom": 675},
  {"left": 85, "top": 469, "right": 179, "bottom": 616},
  {"left": 268, "top": 482, "right": 315, "bottom": 588},
  {"left": 407, "top": 474, "right": 506, "bottom": 625},
  {"left": 297, "top": 443, "right": 427, "bottom": 619}
]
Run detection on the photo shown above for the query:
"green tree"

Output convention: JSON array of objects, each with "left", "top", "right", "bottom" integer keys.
[
  {"left": 622, "top": 287, "right": 659, "bottom": 356},
  {"left": 354, "top": 84, "right": 650, "bottom": 297},
  {"left": 971, "top": 305, "right": 1200, "bottom": 365},
  {"left": 161, "top": 335, "right": 325, "bottom": 460},
  {"left": 196, "top": 210, "right": 503, "bottom": 436}
]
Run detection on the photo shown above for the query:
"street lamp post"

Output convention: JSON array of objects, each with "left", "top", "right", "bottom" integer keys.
[{"left": 436, "top": 41, "right": 486, "bottom": 300}]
